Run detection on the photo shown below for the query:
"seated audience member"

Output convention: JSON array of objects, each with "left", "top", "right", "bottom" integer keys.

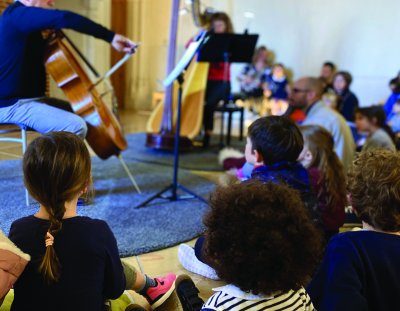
[
  {"left": 264, "top": 63, "right": 289, "bottom": 101},
  {"left": 246, "top": 117, "right": 315, "bottom": 215},
  {"left": 387, "top": 98, "right": 400, "bottom": 133},
  {"left": 333, "top": 71, "right": 359, "bottom": 122},
  {"left": 307, "top": 150, "right": 400, "bottom": 310},
  {"left": 283, "top": 105, "right": 306, "bottom": 123},
  {"left": 0, "top": 230, "right": 30, "bottom": 307},
  {"left": 298, "top": 125, "right": 347, "bottom": 240},
  {"left": 384, "top": 73, "right": 400, "bottom": 119},
  {"left": 388, "top": 76, "right": 400, "bottom": 92},
  {"left": 262, "top": 63, "right": 289, "bottom": 116},
  {"left": 355, "top": 105, "right": 396, "bottom": 151},
  {"left": 178, "top": 116, "right": 319, "bottom": 280},
  {"left": 9, "top": 132, "right": 176, "bottom": 311},
  {"left": 319, "top": 61, "right": 336, "bottom": 92},
  {"left": 201, "top": 181, "right": 323, "bottom": 310},
  {"left": 237, "top": 45, "right": 270, "bottom": 99},
  {"left": 288, "top": 77, "right": 355, "bottom": 171}
]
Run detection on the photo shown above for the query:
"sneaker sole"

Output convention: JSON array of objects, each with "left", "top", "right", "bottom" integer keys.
[
  {"left": 154, "top": 275, "right": 193, "bottom": 311},
  {"left": 151, "top": 276, "right": 178, "bottom": 310},
  {"left": 178, "top": 244, "right": 220, "bottom": 280}
]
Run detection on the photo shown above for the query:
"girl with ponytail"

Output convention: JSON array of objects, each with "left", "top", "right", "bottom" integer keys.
[
  {"left": 8, "top": 132, "right": 177, "bottom": 311},
  {"left": 298, "top": 125, "right": 347, "bottom": 240}
]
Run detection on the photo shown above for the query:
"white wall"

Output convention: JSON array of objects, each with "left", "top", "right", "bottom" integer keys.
[{"left": 229, "top": 0, "right": 400, "bottom": 106}]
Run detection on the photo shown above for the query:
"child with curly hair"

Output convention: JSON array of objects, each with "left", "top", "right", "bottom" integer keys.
[
  {"left": 8, "top": 132, "right": 176, "bottom": 311},
  {"left": 298, "top": 125, "right": 347, "bottom": 240},
  {"left": 201, "top": 181, "right": 323, "bottom": 310},
  {"left": 307, "top": 150, "right": 400, "bottom": 310}
]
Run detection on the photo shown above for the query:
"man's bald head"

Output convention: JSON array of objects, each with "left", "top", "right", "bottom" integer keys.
[
  {"left": 288, "top": 77, "right": 323, "bottom": 110},
  {"left": 298, "top": 77, "right": 324, "bottom": 97}
]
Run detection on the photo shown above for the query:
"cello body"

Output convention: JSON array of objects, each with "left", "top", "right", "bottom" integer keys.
[{"left": 44, "top": 32, "right": 127, "bottom": 159}]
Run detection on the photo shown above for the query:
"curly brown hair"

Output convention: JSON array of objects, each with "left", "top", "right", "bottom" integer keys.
[
  {"left": 347, "top": 150, "right": 400, "bottom": 232},
  {"left": 203, "top": 180, "right": 323, "bottom": 295},
  {"left": 300, "top": 125, "right": 347, "bottom": 213}
]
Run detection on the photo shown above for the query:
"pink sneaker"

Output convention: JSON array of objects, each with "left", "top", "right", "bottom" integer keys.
[{"left": 144, "top": 273, "right": 177, "bottom": 309}]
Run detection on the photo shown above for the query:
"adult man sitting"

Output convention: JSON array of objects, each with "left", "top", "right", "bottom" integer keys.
[{"left": 288, "top": 77, "right": 355, "bottom": 171}]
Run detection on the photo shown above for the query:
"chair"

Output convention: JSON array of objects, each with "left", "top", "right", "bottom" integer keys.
[
  {"left": 0, "top": 124, "right": 30, "bottom": 206},
  {"left": 215, "top": 102, "right": 245, "bottom": 147}
]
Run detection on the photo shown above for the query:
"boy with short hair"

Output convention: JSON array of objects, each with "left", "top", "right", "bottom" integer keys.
[{"left": 179, "top": 116, "right": 319, "bottom": 280}]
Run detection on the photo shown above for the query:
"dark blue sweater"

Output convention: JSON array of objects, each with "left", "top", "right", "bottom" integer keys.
[
  {"left": 251, "top": 162, "right": 319, "bottom": 223},
  {"left": 0, "top": 2, "right": 115, "bottom": 108},
  {"left": 9, "top": 215, "right": 125, "bottom": 311},
  {"left": 336, "top": 89, "right": 359, "bottom": 122},
  {"left": 307, "top": 231, "right": 400, "bottom": 311}
]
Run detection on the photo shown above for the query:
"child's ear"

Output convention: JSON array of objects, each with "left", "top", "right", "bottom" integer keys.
[{"left": 254, "top": 150, "right": 263, "bottom": 163}]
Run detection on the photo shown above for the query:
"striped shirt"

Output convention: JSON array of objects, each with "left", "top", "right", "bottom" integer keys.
[{"left": 201, "top": 284, "right": 315, "bottom": 311}]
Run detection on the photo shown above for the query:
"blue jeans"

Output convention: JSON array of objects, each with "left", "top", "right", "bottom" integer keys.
[{"left": 0, "top": 97, "right": 87, "bottom": 138}]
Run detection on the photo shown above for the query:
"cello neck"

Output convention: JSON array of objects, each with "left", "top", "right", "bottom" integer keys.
[{"left": 60, "top": 30, "right": 101, "bottom": 78}]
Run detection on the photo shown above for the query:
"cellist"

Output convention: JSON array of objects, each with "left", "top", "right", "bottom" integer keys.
[{"left": 0, "top": 0, "right": 136, "bottom": 139}]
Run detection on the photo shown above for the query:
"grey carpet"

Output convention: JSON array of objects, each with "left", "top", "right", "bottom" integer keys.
[
  {"left": 0, "top": 156, "right": 214, "bottom": 257},
  {"left": 122, "top": 132, "right": 245, "bottom": 171}
]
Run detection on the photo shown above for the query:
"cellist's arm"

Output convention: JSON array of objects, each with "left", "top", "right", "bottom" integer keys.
[
  {"left": 8, "top": 3, "right": 115, "bottom": 43},
  {"left": 10, "top": 4, "right": 139, "bottom": 53}
]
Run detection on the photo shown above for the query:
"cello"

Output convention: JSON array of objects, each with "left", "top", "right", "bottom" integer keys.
[
  {"left": 145, "top": 0, "right": 209, "bottom": 150},
  {"left": 44, "top": 31, "right": 129, "bottom": 159}
]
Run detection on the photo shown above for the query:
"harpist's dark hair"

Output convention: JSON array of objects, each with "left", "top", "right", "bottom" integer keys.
[{"left": 209, "top": 12, "right": 234, "bottom": 33}]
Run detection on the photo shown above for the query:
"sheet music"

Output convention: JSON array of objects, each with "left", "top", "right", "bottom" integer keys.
[{"left": 163, "top": 40, "right": 202, "bottom": 87}]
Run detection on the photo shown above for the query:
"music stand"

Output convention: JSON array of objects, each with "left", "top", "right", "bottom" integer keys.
[
  {"left": 197, "top": 33, "right": 258, "bottom": 146},
  {"left": 198, "top": 33, "right": 259, "bottom": 64},
  {"left": 135, "top": 38, "right": 208, "bottom": 208}
]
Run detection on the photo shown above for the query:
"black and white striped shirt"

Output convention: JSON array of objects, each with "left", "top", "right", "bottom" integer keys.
[{"left": 201, "top": 284, "right": 315, "bottom": 311}]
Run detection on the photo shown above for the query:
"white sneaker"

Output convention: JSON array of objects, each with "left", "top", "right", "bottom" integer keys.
[{"left": 178, "top": 244, "right": 220, "bottom": 280}]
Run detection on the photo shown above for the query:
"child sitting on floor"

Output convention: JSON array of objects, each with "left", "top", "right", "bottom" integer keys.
[
  {"left": 298, "top": 125, "right": 347, "bottom": 240},
  {"left": 355, "top": 105, "right": 396, "bottom": 151},
  {"left": 0, "top": 229, "right": 30, "bottom": 307},
  {"left": 179, "top": 116, "right": 319, "bottom": 280},
  {"left": 201, "top": 181, "right": 323, "bottom": 310},
  {"left": 307, "top": 149, "right": 400, "bottom": 310},
  {"left": 8, "top": 132, "right": 176, "bottom": 311}
]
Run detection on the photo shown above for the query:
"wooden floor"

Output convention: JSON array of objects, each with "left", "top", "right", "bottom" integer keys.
[{"left": 0, "top": 108, "right": 242, "bottom": 309}]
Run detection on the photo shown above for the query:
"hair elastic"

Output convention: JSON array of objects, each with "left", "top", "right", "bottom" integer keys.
[{"left": 45, "top": 232, "right": 54, "bottom": 247}]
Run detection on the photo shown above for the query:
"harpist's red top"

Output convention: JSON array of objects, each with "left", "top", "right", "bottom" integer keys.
[{"left": 208, "top": 62, "right": 231, "bottom": 81}]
